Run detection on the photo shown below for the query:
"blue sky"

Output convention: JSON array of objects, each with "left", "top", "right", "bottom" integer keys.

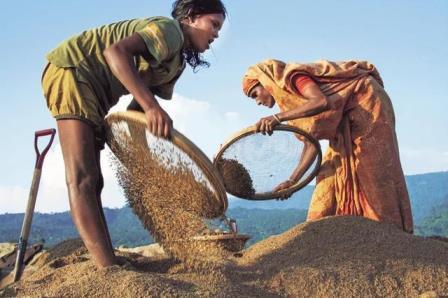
[{"left": 0, "top": 1, "right": 447, "bottom": 213}]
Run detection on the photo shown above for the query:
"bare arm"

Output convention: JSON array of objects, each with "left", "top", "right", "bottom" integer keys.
[
  {"left": 104, "top": 33, "right": 172, "bottom": 138},
  {"left": 289, "top": 140, "right": 317, "bottom": 183},
  {"left": 276, "top": 80, "right": 331, "bottom": 122},
  {"left": 273, "top": 140, "right": 317, "bottom": 199},
  {"left": 256, "top": 80, "right": 332, "bottom": 135}
]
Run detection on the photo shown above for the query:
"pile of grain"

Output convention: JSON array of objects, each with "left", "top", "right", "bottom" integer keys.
[
  {"left": 216, "top": 158, "right": 255, "bottom": 198},
  {"left": 237, "top": 216, "right": 448, "bottom": 297},
  {"left": 0, "top": 244, "right": 15, "bottom": 259},
  {"left": 1, "top": 239, "right": 259, "bottom": 297},
  {"left": 2, "top": 216, "right": 448, "bottom": 297}
]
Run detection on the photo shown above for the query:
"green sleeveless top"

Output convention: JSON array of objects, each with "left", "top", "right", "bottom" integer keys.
[{"left": 46, "top": 16, "right": 186, "bottom": 113}]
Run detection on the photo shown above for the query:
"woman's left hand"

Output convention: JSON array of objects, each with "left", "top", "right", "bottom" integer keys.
[
  {"left": 273, "top": 180, "right": 294, "bottom": 200},
  {"left": 255, "top": 115, "right": 280, "bottom": 135}
]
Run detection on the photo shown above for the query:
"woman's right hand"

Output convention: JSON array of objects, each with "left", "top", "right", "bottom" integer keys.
[
  {"left": 145, "top": 105, "right": 173, "bottom": 139},
  {"left": 255, "top": 115, "right": 280, "bottom": 135}
]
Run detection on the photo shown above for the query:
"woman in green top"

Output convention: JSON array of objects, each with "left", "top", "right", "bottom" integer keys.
[{"left": 41, "top": 0, "right": 227, "bottom": 267}]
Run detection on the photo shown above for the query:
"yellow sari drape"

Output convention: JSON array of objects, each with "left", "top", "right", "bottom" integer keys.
[{"left": 242, "top": 59, "right": 413, "bottom": 233}]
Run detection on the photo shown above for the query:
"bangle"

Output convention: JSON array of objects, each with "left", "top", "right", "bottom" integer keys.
[{"left": 272, "top": 114, "right": 281, "bottom": 124}]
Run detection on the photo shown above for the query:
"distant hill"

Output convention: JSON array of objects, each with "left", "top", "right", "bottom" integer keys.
[
  {"left": 405, "top": 171, "right": 448, "bottom": 223},
  {"left": 415, "top": 196, "right": 448, "bottom": 237},
  {"left": 0, "top": 208, "right": 307, "bottom": 248},
  {"left": 0, "top": 208, "right": 150, "bottom": 248},
  {"left": 228, "top": 185, "right": 314, "bottom": 210},
  {"left": 1, "top": 171, "right": 446, "bottom": 247}
]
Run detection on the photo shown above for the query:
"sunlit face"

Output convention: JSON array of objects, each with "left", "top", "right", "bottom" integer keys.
[
  {"left": 248, "top": 85, "right": 276, "bottom": 108},
  {"left": 182, "top": 13, "right": 225, "bottom": 53}
]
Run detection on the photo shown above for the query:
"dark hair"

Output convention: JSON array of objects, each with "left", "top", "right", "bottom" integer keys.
[{"left": 171, "top": 0, "right": 227, "bottom": 71}]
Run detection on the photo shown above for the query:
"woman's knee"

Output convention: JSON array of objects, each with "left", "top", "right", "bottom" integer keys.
[
  {"left": 65, "top": 167, "right": 100, "bottom": 197},
  {"left": 57, "top": 119, "right": 101, "bottom": 196}
]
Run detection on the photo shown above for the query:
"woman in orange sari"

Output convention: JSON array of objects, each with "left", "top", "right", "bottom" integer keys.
[{"left": 241, "top": 59, "right": 413, "bottom": 233}]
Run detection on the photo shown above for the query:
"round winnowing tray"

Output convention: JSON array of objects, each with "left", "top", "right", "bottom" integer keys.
[
  {"left": 105, "top": 111, "right": 227, "bottom": 218},
  {"left": 213, "top": 124, "right": 322, "bottom": 200}
]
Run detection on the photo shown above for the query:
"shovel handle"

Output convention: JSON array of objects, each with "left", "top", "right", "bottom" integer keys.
[
  {"left": 13, "top": 128, "right": 56, "bottom": 282},
  {"left": 34, "top": 129, "right": 56, "bottom": 169}
]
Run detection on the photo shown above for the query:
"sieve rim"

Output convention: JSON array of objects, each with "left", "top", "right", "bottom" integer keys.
[
  {"left": 213, "top": 124, "right": 322, "bottom": 200},
  {"left": 105, "top": 111, "right": 228, "bottom": 217},
  {"left": 191, "top": 233, "right": 250, "bottom": 241}
]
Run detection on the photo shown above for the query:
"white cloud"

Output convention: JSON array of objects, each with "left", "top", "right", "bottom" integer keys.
[
  {"left": 37, "top": 144, "right": 69, "bottom": 212},
  {"left": 0, "top": 186, "right": 29, "bottom": 214},
  {"left": 400, "top": 147, "right": 448, "bottom": 175},
  {"left": 224, "top": 112, "right": 241, "bottom": 122},
  {"left": 107, "top": 94, "right": 132, "bottom": 114}
]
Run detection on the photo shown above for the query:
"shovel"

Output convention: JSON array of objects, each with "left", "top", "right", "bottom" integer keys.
[{"left": 12, "top": 128, "right": 56, "bottom": 282}]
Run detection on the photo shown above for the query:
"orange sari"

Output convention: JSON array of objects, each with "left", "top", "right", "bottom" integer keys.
[{"left": 242, "top": 59, "right": 413, "bottom": 233}]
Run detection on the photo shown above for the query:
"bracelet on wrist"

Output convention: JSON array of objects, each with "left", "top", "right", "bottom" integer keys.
[{"left": 272, "top": 114, "right": 281, "bottom": 124}]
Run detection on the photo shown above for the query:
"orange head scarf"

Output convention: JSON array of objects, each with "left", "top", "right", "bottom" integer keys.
[
  {"left": 241, "top": 59, "right": 291, "bottom": 97},
  {"left": 241, "top": 78, "right": 259, "bottom": 96}
]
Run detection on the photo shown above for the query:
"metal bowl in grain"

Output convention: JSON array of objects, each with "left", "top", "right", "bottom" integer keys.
[{"left": 191, "top": 233, "right": 250, "bottom": 252}]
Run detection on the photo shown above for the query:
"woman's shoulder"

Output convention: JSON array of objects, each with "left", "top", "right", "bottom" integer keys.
[
  {"left": 146, "top": 16, "right": 183, "bottom": 38},
  {"left": 141, "top": 16, "right": 184, "bottom": 50}
]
